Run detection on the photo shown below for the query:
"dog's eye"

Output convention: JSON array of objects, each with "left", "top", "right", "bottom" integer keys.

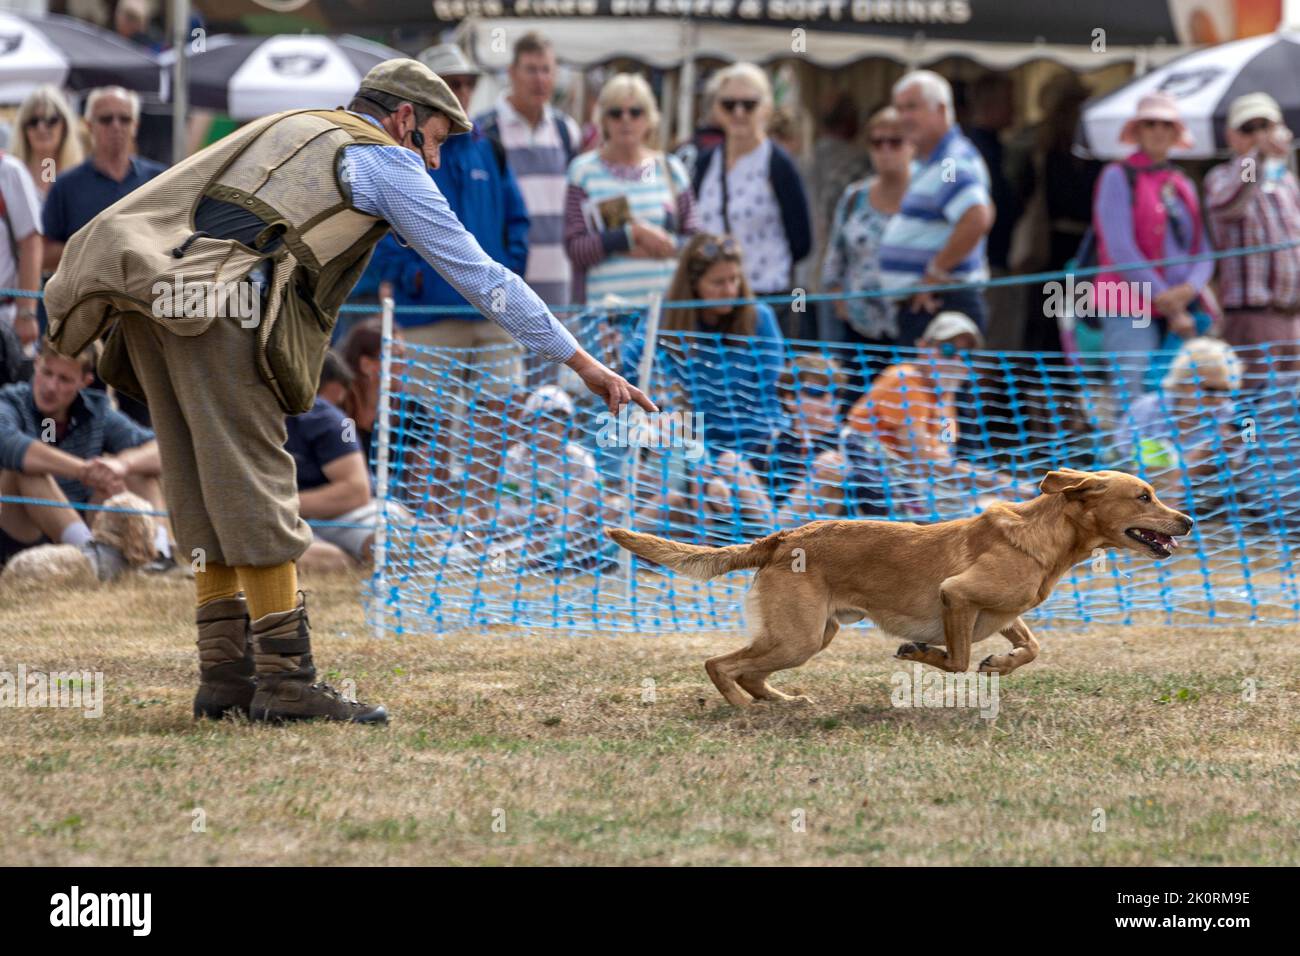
[{"left": 1138, "top": 493, "right": 1151, "bottom": 502}]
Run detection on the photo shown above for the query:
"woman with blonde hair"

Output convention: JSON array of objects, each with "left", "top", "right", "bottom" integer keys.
[
  {"left": 564, "top": 72, "right": 697, "bottom": 306},
  {"left": 691, "top": 63, "right": 811, "bottom": 337},
  {"left": 12, "top": 85, "right": 83, "bottom": 205}
]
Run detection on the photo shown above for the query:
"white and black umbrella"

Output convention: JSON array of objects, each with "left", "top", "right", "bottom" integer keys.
[
  {"left": 161, "top": 34, "right": 405, "bottom": 121},
  {"left": 0, "top": 12, "right": 160, "bottom": 103},
  {"left": 1079, "top": 30, "right": 1300, "bottom": 160}
]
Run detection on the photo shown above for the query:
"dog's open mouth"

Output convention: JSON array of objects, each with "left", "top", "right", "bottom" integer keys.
[{"left": 1125, "top": 527, "right": 1180, "bottom": 558}]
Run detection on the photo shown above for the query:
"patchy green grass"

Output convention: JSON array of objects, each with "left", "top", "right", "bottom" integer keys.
[{"left": 0, "top": 572, "right": 1296, "bottom": 865}]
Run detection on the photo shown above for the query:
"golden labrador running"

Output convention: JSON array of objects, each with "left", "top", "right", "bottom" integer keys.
[{"left": 609, "top": 469, "right": 1192, "bottom": 707}]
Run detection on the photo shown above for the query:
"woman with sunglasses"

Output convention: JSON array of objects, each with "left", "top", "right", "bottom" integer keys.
[
  {"left": 621, "top": 232, "right": 786, "bottom": 541},
  {"left": 0, "top": 87, "right": 73, "bottom": 350},
  {"left": 690, "top": 64, "right": 811, "bottom": 339},
  {"left": 1092, "top": 92, "right": 1217, "bottom": 397},
  {"left": 12, "top": 86, "right": 82, "bottom": 208},
  {"left": 822, "top": 106, "right": 914, "bottom": 390},
  {"left": 564, "top": 73, "right": 696, "bottom": 306}
]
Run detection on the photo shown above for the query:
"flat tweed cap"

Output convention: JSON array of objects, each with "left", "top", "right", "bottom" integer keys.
[{"left": 359, "top": 58, "right": 472, "bottom": 135}]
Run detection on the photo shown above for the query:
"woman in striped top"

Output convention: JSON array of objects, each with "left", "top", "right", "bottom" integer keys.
[{"left": 564, "top": 73, "right": 697, "bottom": 307}]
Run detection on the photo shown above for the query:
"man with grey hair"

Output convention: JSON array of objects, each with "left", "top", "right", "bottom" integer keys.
[
  {"left": 42, "top": 86, "right": 165, "bottom": 426},
  {"left": 43, "top": 86, "right": 164, "bottom": 275},
  {"left": 877, "top": 69, "right": 993, "bottom": 347}
]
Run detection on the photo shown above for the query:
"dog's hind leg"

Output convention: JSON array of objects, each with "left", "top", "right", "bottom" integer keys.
[
  {"left": 712, "top": 576, "right": 828, "bottom": 706},
  {"left": 730, "top": 625, "right": 824, "bottom": 705},
  {"left": 978, "top": 617, "right": 1040, "bottom": 675},
  {"left": 736, "top": 622, "right": 836, "bottom": 703}
]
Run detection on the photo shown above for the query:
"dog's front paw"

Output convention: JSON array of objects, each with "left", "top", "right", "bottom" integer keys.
[{"left": 896, "top": 642, "right": 929, "bottom": 660}]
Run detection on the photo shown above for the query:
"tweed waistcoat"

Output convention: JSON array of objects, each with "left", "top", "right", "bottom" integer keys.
[{"left": 44, "top": 108, "right": 399, "bottom": 413}]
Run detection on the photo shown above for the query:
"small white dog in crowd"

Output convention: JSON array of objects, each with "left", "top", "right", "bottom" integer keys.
[{"left": 0, "top": 492, "right": 158, "bottom": 588}]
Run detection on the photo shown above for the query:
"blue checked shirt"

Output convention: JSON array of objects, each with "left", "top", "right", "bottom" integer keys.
[
  {"left": 0, "top": 383, "right": 155, "bottom": 504},
  {"left": 338, "top": 113, "right": 578, "bottom": 363}
]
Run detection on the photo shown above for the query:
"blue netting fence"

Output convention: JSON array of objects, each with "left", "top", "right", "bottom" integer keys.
[{"left": 366, "top": 305, "right": 1300, "bottom": 636}]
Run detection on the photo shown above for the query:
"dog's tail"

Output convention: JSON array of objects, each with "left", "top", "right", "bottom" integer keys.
[{"left": 606, "top": 528, "right": 779, "bottom": 580}]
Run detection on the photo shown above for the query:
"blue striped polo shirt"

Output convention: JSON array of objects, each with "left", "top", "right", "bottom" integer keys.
[{"left": 878, "top": 124, "right": 991, "bottom": 294}]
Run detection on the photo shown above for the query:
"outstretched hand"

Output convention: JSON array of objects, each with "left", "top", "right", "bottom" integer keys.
[{"left": 564, "top": 347, "right": 658, "bottom": 416}]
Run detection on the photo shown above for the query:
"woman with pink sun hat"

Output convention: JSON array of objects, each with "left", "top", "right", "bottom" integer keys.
[{"left": 1092, "top": 91, "right": 1218, "bottom": 396}]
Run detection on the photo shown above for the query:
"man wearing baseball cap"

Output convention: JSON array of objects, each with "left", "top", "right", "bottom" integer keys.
[
  {"left": 42, "top": 58, "right": 654, "bottom": 725},
  {"left": 1203, "top": 91, "right": 1300, "bottom": 381},
  {"left": 848, "top": 311, "right": 983, "bottom": 460}
]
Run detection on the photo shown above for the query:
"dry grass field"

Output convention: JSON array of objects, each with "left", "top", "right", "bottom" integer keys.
[{"left": 1, "top": 571, "right": 1297, "bottom": 866}]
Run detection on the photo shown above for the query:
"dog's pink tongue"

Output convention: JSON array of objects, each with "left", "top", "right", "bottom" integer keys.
[{"left": 1156, "top": 532, "right": 1176, "bottom": 549}]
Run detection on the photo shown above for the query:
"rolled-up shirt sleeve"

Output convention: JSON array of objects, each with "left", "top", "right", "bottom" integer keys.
[
  {"left": 0, "top": 398, "right": 35, "bottom": 472},
  {"left": 340, "top": 139, "right": 578, "bottom": 363}
]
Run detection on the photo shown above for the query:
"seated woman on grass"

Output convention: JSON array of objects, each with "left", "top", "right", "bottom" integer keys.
[{"left": 619, "top": 232, "right": 786, "bottom": 542}]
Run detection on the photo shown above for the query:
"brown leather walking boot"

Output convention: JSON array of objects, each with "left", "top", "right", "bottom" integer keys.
[
  {"left": 248, "top": 593, "right": 387, "bottom": 724},
  {"left": 193, "top": 595, "right": 256, "bottom": 719}
]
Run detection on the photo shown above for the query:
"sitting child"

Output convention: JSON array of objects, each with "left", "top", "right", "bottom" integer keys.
[{"left": 495, "top": 385, "right": 613, "bottom": 569}]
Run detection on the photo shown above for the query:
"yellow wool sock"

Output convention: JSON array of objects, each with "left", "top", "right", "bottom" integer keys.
[
  {"left": 195, "top": 562, "right": 241, "bottom": 607},
  {"left": 236, "top": 562, "right": 299, "bottom": 621}
]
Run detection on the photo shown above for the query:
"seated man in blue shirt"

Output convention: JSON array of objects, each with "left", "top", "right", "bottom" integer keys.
[
  {"left": 0, "top": 341, "right": 169, "bottom": 575},
  {"left": 287, "top": 351, "right": 381, "bottom": 572}
]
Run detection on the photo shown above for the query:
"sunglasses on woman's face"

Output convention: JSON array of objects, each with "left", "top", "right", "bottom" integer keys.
[
  {"left": 1139, "top": 119, "right": 1176, "bottom": 130},
  {"left": 869, "top": 136, "right": 904, "bottom": 149},
  {"left": 1238, "top": 118, "right": 1274, "bottom": 135},
  {"left": 720, "top": 98, "right": 760, "bottom": 115},
  {"left": 25, "top": 115, "right": 62, "bottom": 130},
  {"left": 606, "top": 106, "right": 645, "bottom": 121}
]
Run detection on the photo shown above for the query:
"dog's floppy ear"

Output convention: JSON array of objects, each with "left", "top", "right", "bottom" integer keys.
[{"left": 1040, "top": 470, "right": 1107, "bottom": 500}]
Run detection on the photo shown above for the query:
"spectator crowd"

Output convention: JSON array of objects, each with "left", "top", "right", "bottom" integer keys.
[{"left": 2, "top": 25, "right": 1299, "bottom": 579}]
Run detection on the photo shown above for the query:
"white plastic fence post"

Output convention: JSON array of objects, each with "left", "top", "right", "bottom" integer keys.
[
  {"left": 624, "top": 293, "right": 663, "bottom": 600},
  {"left": 371, "top": 296, "right": 395, "bottom": 641}
]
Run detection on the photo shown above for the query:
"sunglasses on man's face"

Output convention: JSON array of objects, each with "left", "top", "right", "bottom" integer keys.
[
  {"left": 25, "top": 115, "right": 62, "bottom": 130},
  {"left": 605, "top": 106, "right": 645, "bottom": 121},
  {"left": 869, "top": 136, "right": 904, "bottom": 149},
  {"left": 446, "top": 77, "right": 478, "bottom": 93},
  {"left": 94, "top": 113, "right": 134, "bottom": 126},
  {"left": 720, "top": 98, "right": 760, "bottom": 115},
  {"left": 1238, "top": 118, "right": 1274, "bottom": 135}
]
